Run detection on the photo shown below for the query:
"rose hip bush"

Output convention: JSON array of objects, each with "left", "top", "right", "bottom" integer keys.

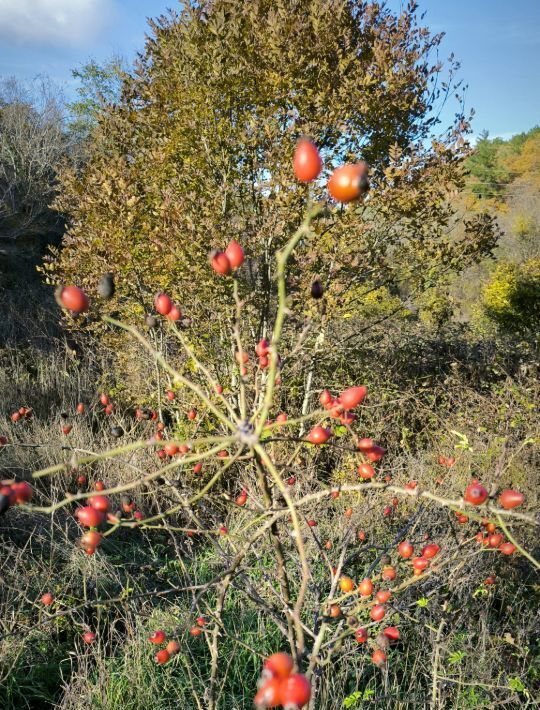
[{"left": 1, "top": 141, "right": 538, "bottom": 709}]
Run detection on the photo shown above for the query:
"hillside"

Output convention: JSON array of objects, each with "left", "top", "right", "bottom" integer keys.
[{"left": 0, "top": 3, "right": 538, "bottom": 709}]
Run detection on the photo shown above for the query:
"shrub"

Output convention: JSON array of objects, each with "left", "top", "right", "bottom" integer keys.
[
  {"left": 481, "top": 259, "right": 540, "bottom": 333},
  {"left": 2, "top": 144, "right": 537, "bottom": 708},
  {"left": 45, "top": 0, "right": 497, "bottom": 360}
]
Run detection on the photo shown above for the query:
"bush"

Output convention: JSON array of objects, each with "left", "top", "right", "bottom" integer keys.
[
  {"left": 2, "top": 173, "right": 538, "bottom": 708},
  {"left": 481, "top": 259, "right": 540, "bottom": 333},
  {"left": 46, "top": 0, "right": 497, "bottom": 360}
]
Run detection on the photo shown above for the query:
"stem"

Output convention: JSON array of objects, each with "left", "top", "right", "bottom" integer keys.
[
  {"left": 496, "top": 514, "right": 540, "bottom": 569},
  {"left": 254, "top": 203, "right": 323, "bottom": 435},
  {"left": 255, "top": 444, "right": 310, "bottom": 657},
  {"left": 104, "top": 316, "right": 236, "bottom": 432},
  {"left": 170, "top": 324, "right": 241, "bottom": 424},
  {"left": 255, "top": 459, "right": 297, "bottom": 658}
]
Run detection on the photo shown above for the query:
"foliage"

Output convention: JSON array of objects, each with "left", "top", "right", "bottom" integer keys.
[
  {"left": 68, "top": 57, "right": 127, "bottom": 143},
  {"left": 417, "top": 288, "right": 454, "bottom": 329},
  {"left": 465, "top": 125, "right": 540, "bottom": 200},
  {"left": 500, "top": 126, "right": 540, "bottom": 190},
  {"left": 466, "top": 130, "right": 511, "bottom": 199},
  {"left": 481, "top": 258, "right": 540, "bottom": 334},
  {"left": 451, "top": 126, "right": 540, "bottom": 327},
  {"left": 46, "top": 0, "right": 496, "bottom": 351},
  {"left": 340, "top": 283, "right": 412, "bottom": 322},
  {"left": 0, "top": 77, "right": 67, "bottom": 239}
]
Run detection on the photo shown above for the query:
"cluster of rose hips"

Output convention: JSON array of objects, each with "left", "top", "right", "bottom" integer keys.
[
  {"left": 156, "top": 439, "right": 191, "bottom": 460},
  {"left": 152, "top": 419, "right": 198, "bottom": 465},
  {"left": 397, "top": 539, "right": 441, "bottom": 575},
  {"left": 335, "top": 574, "right": 400, "bottom": 668},
  {"left": 323, "top": 536, "right": 446, "bottom": 667},
  {"left": 207, "top": 136, "right": 369, "bottom": 281},
  {"left": 74, "top": 497, "right": 107, "bottom": 554},
  {"left": 293, "top": 137, "right": 370, "bottom": 202},
  {"left": 148, "top": 619, "right": 205, "bottom": 664},
  {"left": 210, "top": 239, "right": 245, "bottom": 275},
  {"left": 153, "top": 292, "right": 182, "bottom": 321},
  {"left": 474, "top": 511, "right": 521, "bottom": 558},
  {"left": 353, "top": 537, "right": 484, "bottom": 660},
  {"left": 135, "top": 406, "right": 159, "bottom": 421},
  {"left": 73, "top": 489, "right": 144, "bottom": 554},
  {"left": 318, "top": 386, "right": 365, "bottom": 428},
  {"left": 9, "top": 406, "right": 32, "bottom": 423},
  {"left": 255, "top": 338, "right": 271, "bottom": 369},
  {"left": 137, "top": 393, "right": 207, "bottom": 473},
  {"left": 97, "top": 392, "right": 115, "bottom": 416},
  {"left": 234, "top": 346, "right": 279, "bottom": 378},
  {"left": 355, "top": 626, "right": 400, "bottom": 667},
  {"left": 306, "top": 387, "right": 388, "bottom": 494},
  {"left": 475, "top": 524, "right": 517, "bottom": 556},
  {"left": 437, "top": 455, "right": 456, "bottom": 467},
  {"left": 148, "top": 629, "right": 181, "bottom": 665},
  {"left": 453, "top": 482, "right": 523, "bottom": 555},
  {"left": 304, "top": 385, "right": 371, "bottom": 446},
  {"left": 463, "top": 480, "right": 525, "bottom": 510},
  {"left": 335, "top": 563, "right": 408, "bottom": 659},
  {"left": 0, "top": 479, "right": 33, "bottom": 516},
  {"left": 254, "top": 653, "right": 311, "bottom": 709}
]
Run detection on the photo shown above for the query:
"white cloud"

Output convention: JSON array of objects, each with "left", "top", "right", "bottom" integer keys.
[{"left": 0, "top": 0, "right": 113, "bottom": 47}]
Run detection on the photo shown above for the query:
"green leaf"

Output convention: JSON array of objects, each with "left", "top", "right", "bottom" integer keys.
[
  {"left": 448, "top": 650, "right": 466, "bottom": 665},
  {"left": 342, "top": 689, "right": 374, "bottom": 707},
  {"left": 342, "top": 691, "right": 362, "bottom": 708},
  {"left": 450, "top": 429, "right": 473, "bottom": 451},
  {"left": 508, "top": 677, "right": 525, "bottom": 693}
]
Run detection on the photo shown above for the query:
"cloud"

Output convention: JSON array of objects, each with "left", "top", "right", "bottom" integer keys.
[{"left": 0, "top": 0, "right": 114, "bottom": 48}]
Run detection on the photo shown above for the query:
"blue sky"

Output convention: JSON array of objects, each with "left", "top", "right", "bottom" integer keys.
[{"left": 0, "top": 0, "right": 538, "bottom": 140}]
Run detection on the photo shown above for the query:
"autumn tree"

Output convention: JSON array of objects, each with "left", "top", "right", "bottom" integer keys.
[
  {"left": 0, "top": 77, "right": 67, "bottom": 240},
  {"left": 480, "top": 259, "right": 540, "bottom": 334},
  {"left": 68, "top": 57, "right": 126, "bottom": 146},
  {"left": 466, "top": 130, "right": 510, "bottom": 199},
  {"left": 451, "top": 126, "right": 539, "bottom": 328},
  {"left": 47, "top": 0, "right": 497, "bottom": 393}
]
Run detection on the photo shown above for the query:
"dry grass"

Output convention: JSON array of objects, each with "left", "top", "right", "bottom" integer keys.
[{"left": 1, "top": 339, "right": 539, "bottom": 709}]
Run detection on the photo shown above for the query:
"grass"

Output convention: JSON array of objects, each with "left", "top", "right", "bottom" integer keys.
[{"left": 1, "top": 338, "right": 539, "bottom": 709}]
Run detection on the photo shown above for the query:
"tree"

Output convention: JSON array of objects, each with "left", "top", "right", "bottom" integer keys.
[
  {"left": 481, "top": 259, "right": 540, "bottom": 334},
  {"left": 47, "top": 0, "right": 496, "bottom": 378},
  {"left": 68, "top": 57, "right": 126, "bottom": 143},
  {"left": 465, "top": 130, "right": 510, "bottom": 199},
  {"left": 501, "top": 126, "right": 540, "bottom": 186},
  {"left": 0, "top": 77, "right": 67, "bottom": 240}
]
